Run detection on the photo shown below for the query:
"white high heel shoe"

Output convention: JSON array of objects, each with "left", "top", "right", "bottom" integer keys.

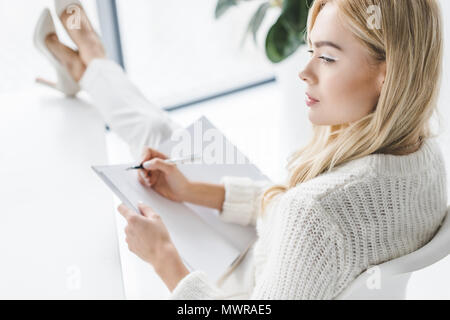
[{"left": 33, "top": 8, "right": 81, "bottom": 97}]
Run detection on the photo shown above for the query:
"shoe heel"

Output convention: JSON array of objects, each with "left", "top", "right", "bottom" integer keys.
[
  {"left": 36, "top": 72, "right": 79, "bottom": 98},
  {"left": 36, "top": 77, "right": 57, "bottom": 88}
]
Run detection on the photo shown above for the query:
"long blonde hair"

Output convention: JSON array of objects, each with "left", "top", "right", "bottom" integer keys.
[{"left": 260, "top": 0, "right": 444, "bottom": 215}]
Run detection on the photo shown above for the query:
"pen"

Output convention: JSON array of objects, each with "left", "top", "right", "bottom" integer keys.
[{"left": 125, "top": 154, "right": 202, "bottom": 171}]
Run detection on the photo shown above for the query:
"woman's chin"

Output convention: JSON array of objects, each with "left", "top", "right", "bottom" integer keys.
[{"left": 308, "top": 110, "right": 324, "bottom": 125}]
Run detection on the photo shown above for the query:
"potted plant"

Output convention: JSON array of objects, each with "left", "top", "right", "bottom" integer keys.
[{"left": 215, "top": 0, "right": 315, "bottom": 178}]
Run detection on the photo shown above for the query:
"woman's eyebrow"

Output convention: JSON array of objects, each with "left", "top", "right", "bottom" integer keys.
[{"left": 308, "top": 39, "right": 343, "bottom": 51}]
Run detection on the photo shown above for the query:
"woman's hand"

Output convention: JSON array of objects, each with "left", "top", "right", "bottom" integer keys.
[
  {"left": 137, "top": 148, "right": 191, "bottom": 203},
  {"left": 118, "top": 203, "right": 190, "bottom": 291}
]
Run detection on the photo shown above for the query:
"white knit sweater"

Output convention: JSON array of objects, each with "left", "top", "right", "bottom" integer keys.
[{"left": 169, "top": 137, "right": 448, "bottom": 300}]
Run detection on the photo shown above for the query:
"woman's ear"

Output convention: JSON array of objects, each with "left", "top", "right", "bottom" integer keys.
[{"left": 377, "top": 61, "right": 386, "bottom": 93}]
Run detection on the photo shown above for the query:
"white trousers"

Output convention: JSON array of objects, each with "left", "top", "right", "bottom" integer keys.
[{"left": 79, "top": 58, "right": 183, "bottom": 161}]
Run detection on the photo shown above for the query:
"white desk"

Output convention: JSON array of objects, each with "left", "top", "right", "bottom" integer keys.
[{"left": 0, "top": 87, "right": 124, "bottom": 299}]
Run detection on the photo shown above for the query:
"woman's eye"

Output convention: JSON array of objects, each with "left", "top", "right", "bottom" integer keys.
[
  {"left": 320, "top": 56, "right": 336, "bottom": 63},
  {"left": 307, "top": 50, "right": 335, "bottom": 64}
]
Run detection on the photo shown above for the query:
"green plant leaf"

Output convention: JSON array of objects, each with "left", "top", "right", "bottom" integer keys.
[
  {"left": 265, "top": 0, "right": 312, "bottom": 63},
  {"left": 215, "top": 0, "right": 259, "bottom": 19},
  {"left": 246, "top": 2, "right": 271, "bottom": 45},
  {"left": 215, "top": 0, "right": 238, "bottom": 19},
  {"left": 266, "top": 18, "right": 301, "bottom": 63}
]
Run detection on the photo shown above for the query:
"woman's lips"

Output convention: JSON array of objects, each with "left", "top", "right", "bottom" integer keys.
[{"left": 305, "top": 93, "right": 320, "bottom": 107}]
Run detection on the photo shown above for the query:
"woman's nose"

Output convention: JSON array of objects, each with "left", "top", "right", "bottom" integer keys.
[
  {"left": 299, "top": 69, "right": 309, "bottom": 83},
  {"left": 299, "top": 66, "right": 316, "bottom": 85}
]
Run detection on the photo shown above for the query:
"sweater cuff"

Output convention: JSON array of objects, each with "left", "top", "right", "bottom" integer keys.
[
  {"left": 169, "top": 271, "right": 223, "bottom": 300},
  {"left": 219, "top": 176, "right": 266, "bottom": 226}
]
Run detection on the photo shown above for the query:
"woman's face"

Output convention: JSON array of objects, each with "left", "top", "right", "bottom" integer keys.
[{"left": 299, "top": 2, "right": 386, "bottom": 126}]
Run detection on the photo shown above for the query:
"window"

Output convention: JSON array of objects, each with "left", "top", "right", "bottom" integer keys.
[{"left": 115, "top": 0, "right": 277, "bottom": 109}]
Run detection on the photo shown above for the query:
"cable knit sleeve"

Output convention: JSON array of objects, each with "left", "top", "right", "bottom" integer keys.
[
  {"left": 169, "top": 194, "right": 345, "bottom": 300},
  {"left": 217, "top": 176, "right": 271, "bottom": 227}
]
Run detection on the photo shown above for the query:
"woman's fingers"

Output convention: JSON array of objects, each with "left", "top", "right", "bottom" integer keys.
[
  {"left": 138, "top": 170, "right": 151, "bottom": 187},
  {"left": 143, "top": 158, "right": 176, "bottom": 175},
  {"left": 140, "top": 148, "right": 169, "bottom": 164},
  {"left": 139, "top": 148, "right": 170, "bottom": 176},
  {"left": 140, "top": 148, "right": 152, "bottom": 162},
  {"left": 118, "top": 204, "right": 137, "bottom": 221},
  {"left": 138, "top": 167, "right": 162, "bottom": 189},
  {"left": 137, "top": 148, "right": 171, "bottom": 189},
  {"left": 138, "top": 203, "right": 159, "bottom": 219},
  {"left": 152, "top": 149, "right": 169, "bottom": 160},
  {"left": 148, "top": 170, "right": 160, "bottom": 186}
]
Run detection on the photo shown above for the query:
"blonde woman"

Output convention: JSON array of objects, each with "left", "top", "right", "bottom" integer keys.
[{"left": 35, "top": 0, "right": 447, "bottom": 299}]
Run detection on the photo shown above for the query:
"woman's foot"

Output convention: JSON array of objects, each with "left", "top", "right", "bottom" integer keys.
[
  {"left": 58, "top": 4, "right": 106, "bottom": 66},
  {"left": 45, "top": 33, "right": 86, "bottom": 82}
]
